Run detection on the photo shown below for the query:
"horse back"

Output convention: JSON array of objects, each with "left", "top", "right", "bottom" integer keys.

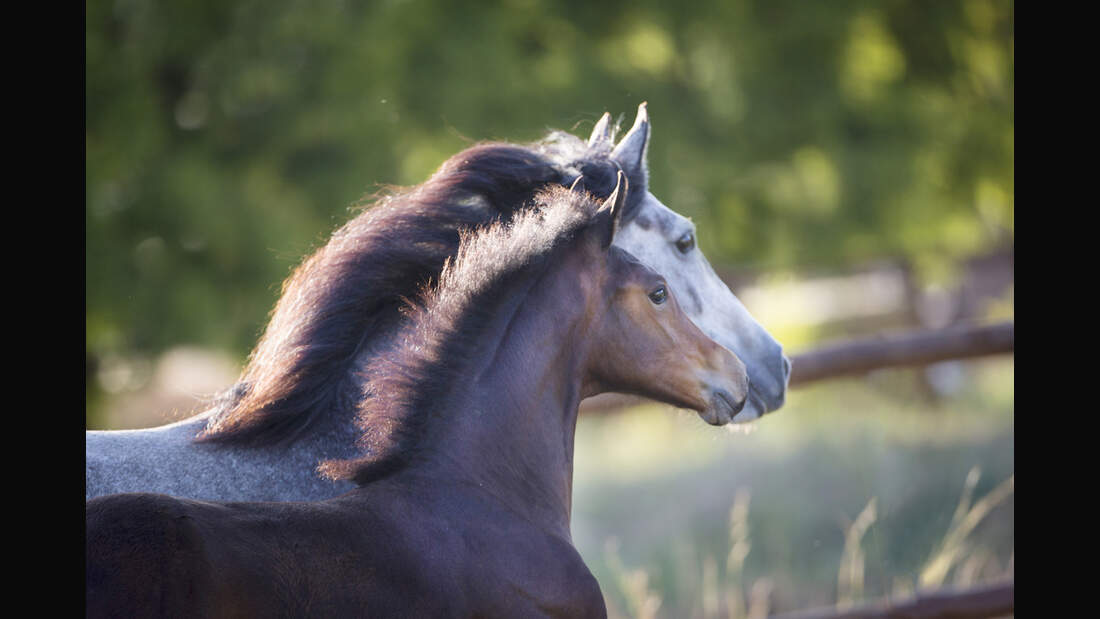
[{"left": 86, "top": 488, "right": 608, "bottom": 617}]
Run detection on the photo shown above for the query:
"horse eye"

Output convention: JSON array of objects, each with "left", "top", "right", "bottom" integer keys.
[
  {"left": 648, "top": 286, "right": 668, "bottom": 305},
  {"left": 675, "top": 232, "right": 695, "bottom": 254}
]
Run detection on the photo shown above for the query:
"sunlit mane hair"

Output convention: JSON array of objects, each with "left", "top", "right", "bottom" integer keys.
[
  {"left": 318, "top": 185, "right": 606, "bottom": 485},
  {"left": 198, "top": 127, "right": 645, "bottom": 447}
]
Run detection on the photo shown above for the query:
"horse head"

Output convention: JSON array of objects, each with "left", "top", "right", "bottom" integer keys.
[
  {"left": 589, "top": 103, "right": 790, "bottom": 422},
  {"left": 578, "top": 172, "right": 750, "bottom": 426}
]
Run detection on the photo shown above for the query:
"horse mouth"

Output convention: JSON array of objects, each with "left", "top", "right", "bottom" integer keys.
[
  {"left": 730, "top": 390, "right": 768, "bottom": 423},
  {"left": 700, "top": 389, "right": 745, "bottom": 426}
]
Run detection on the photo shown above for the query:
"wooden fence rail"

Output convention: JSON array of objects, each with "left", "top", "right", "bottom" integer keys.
[
  {"left": 768, "top": 579, "right": 1014, "bottom": 619},
  {"left": 788, "top": 322, "right": 1014, "bottom": 387}
]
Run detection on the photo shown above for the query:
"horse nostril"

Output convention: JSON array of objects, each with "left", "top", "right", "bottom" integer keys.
[{"left": 781, "top": 356, "right": 792, "bottom": 380}]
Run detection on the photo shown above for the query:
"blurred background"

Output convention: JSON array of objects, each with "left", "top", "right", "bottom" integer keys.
[{"left": 86, "top": 0, "right": 1013, "bottom": 616}]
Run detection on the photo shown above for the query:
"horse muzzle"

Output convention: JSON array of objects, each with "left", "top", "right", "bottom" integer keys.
[{"left": 698, "top": 387, "right": 748, "bottom": 426}]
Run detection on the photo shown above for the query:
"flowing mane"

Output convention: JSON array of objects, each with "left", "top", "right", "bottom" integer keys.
[
  {"left": 319, "top": 185, "right": 604, "bottom": 485},
  {"left": 199, "top": 130, "right": 645, "bottom": 447}
]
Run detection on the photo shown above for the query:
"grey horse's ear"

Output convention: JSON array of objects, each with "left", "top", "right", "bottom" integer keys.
[
  {"left": 610, "top": 102, "right": 650, "bottom": 181},
  {"left": 597, "top": 170, "right": 628, "bottom": 248},
  {"left": 587, "top": 112, "right": 614, "bottom": 150}
]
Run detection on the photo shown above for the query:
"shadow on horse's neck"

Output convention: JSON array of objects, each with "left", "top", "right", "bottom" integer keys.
[{"left": 406, "top": 253, "right": 594, "bottom": 538}]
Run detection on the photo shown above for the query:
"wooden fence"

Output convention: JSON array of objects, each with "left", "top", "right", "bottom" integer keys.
[
  {"left": 583, "top": 321, "right": 1016, "bottom": 617},
  {"left": 780, "top": 322, "right": 1015, "bottom": 617}
]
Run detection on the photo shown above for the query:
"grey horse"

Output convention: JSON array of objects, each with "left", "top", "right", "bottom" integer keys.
[{"left": 86, "top": 104, "right": 790, "bottom": 502}]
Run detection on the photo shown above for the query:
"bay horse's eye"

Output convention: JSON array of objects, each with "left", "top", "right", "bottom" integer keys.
[
  {"left": 675, "top": 232, "right": 695, "bottom": 254},
  {"left": 648, "top": 286, "right": 668, "bottom": 305}
]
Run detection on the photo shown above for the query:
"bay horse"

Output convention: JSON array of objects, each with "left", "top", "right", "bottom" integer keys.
[
  {"left": 87, "top": 176, "right": 749, "bottom": 618},
  {"left": 86, "top": 104, "right": 789, "bottom": 502}
]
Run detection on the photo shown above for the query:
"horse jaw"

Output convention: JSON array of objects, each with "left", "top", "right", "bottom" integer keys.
[{"left": 610, "top": 192, "right": 791, "bottom": 422}]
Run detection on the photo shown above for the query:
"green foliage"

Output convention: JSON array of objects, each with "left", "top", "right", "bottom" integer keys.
[{"left": 86, "top": 0, "right": 1013, "bottom": 396}]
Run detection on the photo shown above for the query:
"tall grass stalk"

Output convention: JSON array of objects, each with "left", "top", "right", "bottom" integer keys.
[
  {"left": 836, "top": 497, "right": 877, "bottom": 610},
  {"left": 745, "top": 578, "right": 773, "bottom": 619},
  {"left": 604, "top": 537, "right": 662, "bottom": 619},
  {"left": 724, "top": 488, "right": 752, "bottom": 619},
  {"left": 919, "top": 468, "right": 1014, "bottom": 588}
]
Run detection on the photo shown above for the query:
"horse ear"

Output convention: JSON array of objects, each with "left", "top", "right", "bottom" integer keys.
[
  {"left": 587, "top": 112, "right": 614, "bottom": 150},
  {"left": 610, "top": 102, "right": 650, "bottom": 182},
  {"left": 597, "top": 170, "right": 628, "bottom": 248}
]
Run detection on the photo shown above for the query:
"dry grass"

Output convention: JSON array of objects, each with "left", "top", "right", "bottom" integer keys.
[
  {"left": 597, "top": 464, "right": 1014, "bottom": 618},
  {"left": 836, "top": 497, "right": 877, "bottom": 610},
  {"left": 919, "top": 467, "right": 1015, "bottom": 589}
]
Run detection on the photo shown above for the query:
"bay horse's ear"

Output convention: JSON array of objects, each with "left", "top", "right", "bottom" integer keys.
[
  {"left": 610, "top": 102, "right": 650, "bottom": 182},
  {"left": 597, "top": 170, "right": 628, "bottom": 248},
  {"left": 587, "top": 112, "right": 614, "bottom": 150}
]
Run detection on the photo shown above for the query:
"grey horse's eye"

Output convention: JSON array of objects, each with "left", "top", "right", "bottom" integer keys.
[
  {"left": 675, "top": 232, "right": 695, "bottom": 254},
  {"left": 648, "top": 286, "right": 668, "bottom": 305}
]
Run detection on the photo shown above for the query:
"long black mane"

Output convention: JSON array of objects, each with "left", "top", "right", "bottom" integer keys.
[
  {"left": 319, "top": 186, "right": 605, "bottom": 484},
  {"left": 199, "top": 128, "right": 646, "bottom": 447}
]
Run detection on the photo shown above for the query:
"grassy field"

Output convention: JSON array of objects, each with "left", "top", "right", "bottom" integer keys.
[{"left": 570, "top": 356, "right": 1014, "bottom": 618}]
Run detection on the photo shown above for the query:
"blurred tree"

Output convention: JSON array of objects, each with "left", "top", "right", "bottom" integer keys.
[{"left": 86, "top": 0, "right": 1013, "bottom": 425}]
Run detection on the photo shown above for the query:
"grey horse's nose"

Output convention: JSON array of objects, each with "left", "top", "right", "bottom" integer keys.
[{"left": 756, "top": 353, "right": 790, "bottom": 412}]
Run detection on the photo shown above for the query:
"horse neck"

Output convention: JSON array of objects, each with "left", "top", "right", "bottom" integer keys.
[{"left": 415, "top": 262, "right": 595, "bottom": 538}]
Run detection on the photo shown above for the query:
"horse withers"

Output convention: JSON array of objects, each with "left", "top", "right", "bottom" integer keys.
[
  {"left": 86, "top": 104, "right": 788, "bottom": 503},
  {"left": 87, "top": 174, "right": 749, "bottom": 617}
]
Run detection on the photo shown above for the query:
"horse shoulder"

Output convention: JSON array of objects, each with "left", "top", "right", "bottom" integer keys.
[
  {"left": 520, "top": 533, "right": 607, "bottom": 619},
  {"left": 554, "top": 556, "right": 607, "bottom": 619},
  {"left": 458, "top": 518, "right": 607, "bottom": 618},
  {"left": 86, "top": 493, "right": 215, "bottom": 617}
]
